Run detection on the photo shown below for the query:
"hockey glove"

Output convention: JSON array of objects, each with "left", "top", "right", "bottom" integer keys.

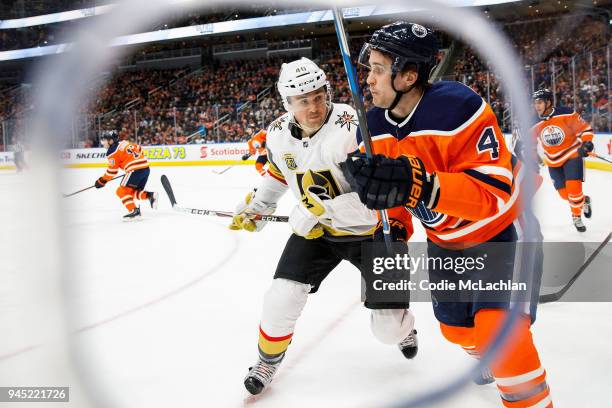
[
  {"left": 95, "top": 177, "right": 107, "bottom": 189},
  {"left": 373, "top": 219, "right": 408, "bottom": 242},
  {"left": 229, "top": 189, "right": 276, "bottom": 232},
  {"left": 241, "top": 153, "right": 251, "bottom": 161},
  {"left": 289, "top": 204, "right": 325, "bottom": 239},
  {"left": 578, "top": 141, "right": 594, "bottom": 157},
  {"left": 342, "top": 152, "right": 435, "bottom": 210}
]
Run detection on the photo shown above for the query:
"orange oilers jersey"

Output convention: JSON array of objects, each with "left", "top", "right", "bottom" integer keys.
[
  {"left": 248, "top": 129, "right": 268, "bottom": 156},
  {"left": 531, "top": 107, "right": 593, "bottom": 167},
  {"left": 102, "top": 140, "right": 149, "bottom": 180},
  {"left": 359, "top": 81, "right": 522, "bottom": 248}
]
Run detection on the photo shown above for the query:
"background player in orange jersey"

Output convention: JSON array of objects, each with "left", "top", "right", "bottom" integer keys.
[
  {"left": 95, "top": 134, "right": 158, "bottom": 221},
  {"left": 242, "top": 129, "right": 268, "bottom": 176},
  {"left": 531, "top": 89, "right": 593, "bottom": 232},
  {"left": 344, "top": 22, "right": 551, "bottom": 408}
]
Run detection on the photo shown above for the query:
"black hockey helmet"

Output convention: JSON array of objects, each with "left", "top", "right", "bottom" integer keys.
[
  {"left": 532, "top": 88, "right": 553, "bottom": 102},
  {"left": 100, "top": 131, "right": 119, "bottom": 144},
  {"left": 359, "top": 22, "right": 439, "bottom": 109},
  {"left": 359, "top": 22, "right": 439, "bottom": 83}
]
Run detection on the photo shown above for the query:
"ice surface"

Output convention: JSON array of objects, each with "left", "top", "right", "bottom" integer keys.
[{"left": 1, "top": 165, "right": 610, "bottom": 407}]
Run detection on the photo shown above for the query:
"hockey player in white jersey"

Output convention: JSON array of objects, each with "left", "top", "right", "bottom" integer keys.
[{"left": 229, "top": 57, "right": 418, "bottom": 396}]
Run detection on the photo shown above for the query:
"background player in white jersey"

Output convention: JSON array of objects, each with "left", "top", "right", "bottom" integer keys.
[{"left": 230, "top": 57, "right": 418, "bottom": 396}]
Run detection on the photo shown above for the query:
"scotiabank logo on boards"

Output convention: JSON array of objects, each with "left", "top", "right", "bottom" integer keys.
[
  {"left": 200, "top": 145, "right": 249, "bottom": 159},
  {"left": 210, "top": 147, "right": 249, "bottom": 156}
]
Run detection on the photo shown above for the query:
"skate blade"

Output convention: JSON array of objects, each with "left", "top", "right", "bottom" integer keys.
[{"left": 122, "top": 216, "right": 143, "bottom": 223}]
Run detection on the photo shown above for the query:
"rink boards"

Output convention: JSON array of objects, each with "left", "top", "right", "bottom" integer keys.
[{"left": 1, "top": 134, "right": 611, "bottom": 171}]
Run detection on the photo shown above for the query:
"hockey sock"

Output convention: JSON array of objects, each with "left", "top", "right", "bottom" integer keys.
[
  {"left": 474, "top": 309, "right": 552, "bottom": 408},
  {"left": 565, "top": 180, "right": 584, "bottom": 217},
  {"left": 255, "top": 161, "right": 266, "bottom": 176},
  {"left": 258, "top": 279, "right": 310, "bottom": 363},
  {"left": 439, "top": 323, "right": 476, "bottom": 353},
  {"left": 116, "top": 186, "right": 137, "bottom": 211},
  {"left": 258, "top": 326, "right": 291, "bottom": 363},
  {"left": 136, "top": 190, "right": 150, "bottom": 200},
  {"left": 555, "top": 187, "right": 568, "bottom": 200}
]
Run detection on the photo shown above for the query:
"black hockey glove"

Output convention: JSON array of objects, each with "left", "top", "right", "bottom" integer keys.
[
  {"left": 373, "top": 219, "right": 408, "bottom": 242},
  {"left": 95, "top": 177, "right": 107, "bottom": 189},
  {"left": 342, "top": 151, "right": 433, "bottom": 210},
  {"left": 578, "top": 141, "right": 594, "bottom": 157},
  {"left": 241, "top": 153, "right": 251, "bottom": 161}
]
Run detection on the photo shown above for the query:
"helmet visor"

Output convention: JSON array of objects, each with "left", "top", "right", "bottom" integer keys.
[{"left": 358, "top": 43, "right": 395, "bottom": 76}]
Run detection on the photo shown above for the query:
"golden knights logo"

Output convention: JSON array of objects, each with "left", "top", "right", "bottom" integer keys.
[
  {"left": 296, "top": 169, "right": 341, "bottom": 198},
  {"left": 334, "top": 111, "right": 358, "bottom": 131},
  {"left": 270, "top": 117, "right": 286, "bottom": 132},
  {"left": 540, "top": 125, "right": 565, "bottom": 146},
  {"left": 283, "top": 153, "right": 298, "bottom": 170}
]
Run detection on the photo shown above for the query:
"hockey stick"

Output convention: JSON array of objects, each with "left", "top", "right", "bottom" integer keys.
[
  {"left": 160, "top": 175, "right": 288, "bottom": 222},
  {"left": 331, "top": 8, "right": 394, "bottom": 252},
  {"left": 539, "top": 232, "right": 612, "bottom": 303},
  {"left": 212, "top": 153, "right": 253, "bottom": 174},
  {"left": 589, "top": 152, "right": 612, "bottom": 164},
  {"left": 212, "top": 166, "right": 233, "bottom": 175},
  {"left": 62, "top": 174, "right": 124, "bottom": 198}
]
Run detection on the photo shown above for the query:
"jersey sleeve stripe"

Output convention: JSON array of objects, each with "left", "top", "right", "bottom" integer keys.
[
  {"left": 543, "top": 148, "right": 580, "bottom": 166},
  {"left": 470, "top": 165, "right": 513, "bottom": 183},
  {"left": 435, "top": 167, "right": 523, "bottom": 241},
  {"left": 266, "top": 159, "right": 287, "bottom": 184},
  {"left": 542, "top": 140, "right": 581, "bottom": 159},
  {"left": 464, "top": 169, "right": 512, "bottom": 196},
  {"left": 267, "top": 170, "right": 287, "bottom": 185}
]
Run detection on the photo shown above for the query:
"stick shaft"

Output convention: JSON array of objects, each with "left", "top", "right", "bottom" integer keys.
[
  {"left": 539, "top": 232, "right": 611, "bottom": 303},
  {"left": 173, "top": 205, "right": 288, "bottom": 223},
  {"left": 590, "top": 153, "right": 612, "bottom": 164},
  {"left": 63, "top": 174, "right": 123, "bottom": 198},
  {"left": 332, "top": 8, "right": 393, "bottom": 249}
]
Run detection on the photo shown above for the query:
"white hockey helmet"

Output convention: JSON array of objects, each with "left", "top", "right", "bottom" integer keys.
[{"left": 277, "top": 57, "right": 330, "bottom": 112}]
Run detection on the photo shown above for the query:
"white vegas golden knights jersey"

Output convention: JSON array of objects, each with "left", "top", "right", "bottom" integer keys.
[{"left": 255, "top": 103, "right": 378, "bottom": 236}]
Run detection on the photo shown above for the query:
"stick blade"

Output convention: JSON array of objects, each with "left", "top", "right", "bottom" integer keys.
[{"left": 160, "top": 175, "right": 177, "bottom": 206}]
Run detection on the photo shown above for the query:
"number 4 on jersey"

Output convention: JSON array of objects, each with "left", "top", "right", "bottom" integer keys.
[{"left": 477, "top": 127, "right": 500, "bottom": 159}]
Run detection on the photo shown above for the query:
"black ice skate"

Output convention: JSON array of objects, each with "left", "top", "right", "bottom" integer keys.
[
  {"left": 123, "top": 207, "right": 141, "bottom": 221},
  {"left": 473, "top": 365, "right": 495, "bottom": 385},
  {"left": 398, "top": 329, "right": 418, "bottom": 359},
  {"left": 572, "top": 216, "right": 586, "bottom": 232},
  {"left": 583, "top": 196, "right": 592, "bottom": 218},
  {"left": 244, "top": 358, "right": 282, "bottom": 395},
  {"left": 148, "top": 192, "right": 159, "bottom": 209}
]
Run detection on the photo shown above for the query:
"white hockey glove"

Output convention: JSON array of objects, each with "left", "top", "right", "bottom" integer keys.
[
  {"left": 229, "top": 189, "right": 276, "bottom": 232},
  {"left": 289, "top": 204, "right": 324, "bottom": 239}
]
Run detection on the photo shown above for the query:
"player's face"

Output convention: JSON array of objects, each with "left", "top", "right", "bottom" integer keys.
[
  {"left": 366, "top": 50, "right": 396, "bottom": 108},
  {"left": 101, "top": 139, "right": 110, "bottom": 149},
  {"left": 289, "top": 88, "right": 328, "bottom": 130},
  {"left": 534, "top": 99, "right": 550, "bottom": 116}
]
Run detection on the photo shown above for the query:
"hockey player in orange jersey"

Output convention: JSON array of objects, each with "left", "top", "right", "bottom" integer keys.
[
  {"left": 343, "top": 22, "right": 551, "bottom": 408},
  {"left": 531, "top": 89, "right": 593, "bottom": 232},
  {"left": 95, "top": 134, "right": 158, "bottom": 221},
  {"left": 242, "top": 129, "right": 268, "bottom": 176}
]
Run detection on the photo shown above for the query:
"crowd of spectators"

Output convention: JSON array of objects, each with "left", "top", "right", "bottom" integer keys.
[
  {"left": 1, "top": 12, "right": 609, "bottom": 149},
  {"left": 452, "top": 13, "right": 610, "bottom": 131}
]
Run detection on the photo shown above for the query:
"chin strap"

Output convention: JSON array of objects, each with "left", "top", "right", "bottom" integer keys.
[
  {"left": 386, "top": 73, "right": 418, "bottom": 111},
  {"left": 539, "top": 105, "right": 555, "bottom": 121}
]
